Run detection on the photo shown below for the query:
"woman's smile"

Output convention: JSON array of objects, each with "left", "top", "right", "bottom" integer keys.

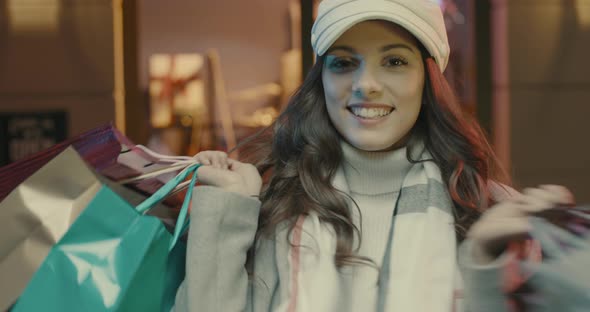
[{"left": 347, "top": 103, "right": 396, "bottom": 126}]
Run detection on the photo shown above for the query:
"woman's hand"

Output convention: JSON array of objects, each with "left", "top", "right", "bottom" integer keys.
[
  {"left": 193, "top": 151, "right": 262, "bottom": 197},
  {"left": 467, "top": 184, "right": 575, "bottom": 264}
]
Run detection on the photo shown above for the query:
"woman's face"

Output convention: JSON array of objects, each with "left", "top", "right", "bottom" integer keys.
[{"left": 322, "top": 21, "right": 425, "bottom": 151}]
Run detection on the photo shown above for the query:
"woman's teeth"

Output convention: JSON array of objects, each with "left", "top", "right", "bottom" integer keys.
[{"left": 350, "top": 107, "right": 393, "bottom": 119}]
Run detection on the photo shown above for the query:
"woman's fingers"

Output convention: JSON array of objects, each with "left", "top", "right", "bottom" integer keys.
[
  {"left": 538, "top": 184, "right": 575, "bottom": 206},
  {"left": 468, "top": 184, "right": 575, "bottom": 263},
  {"left": 469, "top": 217, "right": 532, "bottom": 245},
  {"left": 207, "top": 151, "right": 228, "bottom": 169},
  {"left": 227, "top": 158, "right": 262, "bottom": 196},
  {"left": 485, "top": 185, "right": 575, "bottom": 219},
  {"left": 522, "top": 186, "right": 569, "bottom": 207},
  {"left": 194, "top": 153, "right": 211, "bottom": 166},
  {"left": 483, "top": 198, "right": 546, "bottom": 219},
  {"left": 468, "top": 217, "right": 533, "bottom": 262},
  {"left": 194, "top": 151, "right": 229, "bottom": 169},
  {"left": 195, "top": 165, "right": 241, "bottom": 188},
  {"left": 191, "top": 153, "right": 262, "bottom": 197},
  {"left": 227, "top": 158, "right": 255, "bottom": 173}
]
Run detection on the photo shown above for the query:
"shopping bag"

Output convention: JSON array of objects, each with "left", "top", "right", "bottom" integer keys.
[
  {"left": 11, "top": 160, "right": 200, "bottom": 312},
  {"left": 0, "top": 123, "right": 190, "bottom": 211},
  {"left": 0, "top": 148, "right": 103, "bottom": 310},
  {"left": 0, "top": 147, "right": 180, "bottom": 311},
  {"left": 0, "top": 124, "right": 120, "bottom": 202},
  {"left": 509, "top": 206, "right": 590, "bottom": 311}
]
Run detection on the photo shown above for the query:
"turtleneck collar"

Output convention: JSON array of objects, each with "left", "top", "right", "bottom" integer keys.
[{"left": 340, "top": 140, "right": 414, "bottom": 196}]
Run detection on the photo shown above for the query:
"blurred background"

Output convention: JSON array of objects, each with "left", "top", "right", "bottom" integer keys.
[{"left": 0, "top": 0, "right": 589, "bottom": 202}]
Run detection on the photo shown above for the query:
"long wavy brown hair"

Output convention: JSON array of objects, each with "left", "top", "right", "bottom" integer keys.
[{"left": 239, "top": 48, "right": 510, "bottom": 268}]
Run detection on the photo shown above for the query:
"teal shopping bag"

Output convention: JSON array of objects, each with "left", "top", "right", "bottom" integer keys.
[{"left": 11, "top": 162, "right": 200, "bottom": 312}]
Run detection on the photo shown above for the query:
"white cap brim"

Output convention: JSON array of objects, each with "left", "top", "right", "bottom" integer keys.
[{"left": 312, "top": 0, "right": 450, "bottom": 72}]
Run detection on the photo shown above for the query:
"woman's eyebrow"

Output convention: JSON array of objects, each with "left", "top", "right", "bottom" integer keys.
[
  {"left": 326, "top": 44, "right": 415, "bottom": 54},
  {"left": 326, "top": 46, "right": 356, "bottom": 54},
  {"left": 380, "top": 43, "right": 414, "bottom": 53}
]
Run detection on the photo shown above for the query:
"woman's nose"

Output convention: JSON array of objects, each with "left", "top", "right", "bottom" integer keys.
[{"left": 352, "top": 65, "right": 383, "bottom": 99}]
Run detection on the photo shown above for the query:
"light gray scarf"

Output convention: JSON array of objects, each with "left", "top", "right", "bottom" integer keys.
[{"left": 276, "top": 146, "right": 462, "bottom": 312}]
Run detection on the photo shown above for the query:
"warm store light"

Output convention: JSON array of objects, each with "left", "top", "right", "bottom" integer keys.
[
  {"left": 577, "top": 0, "right": 590, "bottom": 29},
  {"left": 7, "top": 0, "right": 60, "bottom": 33},
  {"left": 7, "top": 0, "right": 60, "bottom": 34}
]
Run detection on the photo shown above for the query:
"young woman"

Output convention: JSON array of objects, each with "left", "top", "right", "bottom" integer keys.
[{"left": 173, "top": 1, "right": 575, "bottom": 311}]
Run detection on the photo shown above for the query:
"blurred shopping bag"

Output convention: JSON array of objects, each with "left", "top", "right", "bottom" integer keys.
[
  {"left": 0, "top": 147, "right": 189, "bottom": 311},
  {"left": 0, "top": 123, "right": 189, "bottom": 211},
  {"left": 0, "top": 124, "right": 120, "bottom": 202},
  {"left": 11, "top": 156, "right": 200, "bottom": 312},
  {"left": 508, "top": 206, "right": 590, "bottom": 312}
]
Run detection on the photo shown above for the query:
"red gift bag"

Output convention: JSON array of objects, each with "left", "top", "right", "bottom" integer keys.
[
  {"left": 0, "top": 124, "right": 188, "bottom": 211},
  {"left": 0, "top": 124, "right": 120, "bottom": 202}
]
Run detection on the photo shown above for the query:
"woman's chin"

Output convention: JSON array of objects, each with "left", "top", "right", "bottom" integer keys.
[{"left": 346, "top": 139, "right": 402, "bottom": 152}]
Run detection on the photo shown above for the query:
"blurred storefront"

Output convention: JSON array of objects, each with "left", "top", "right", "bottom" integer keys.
[{"left": 0, "top": 0, "right": 589, "bottom": 201}]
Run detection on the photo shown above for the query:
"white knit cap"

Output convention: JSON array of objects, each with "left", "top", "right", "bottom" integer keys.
[{"left": 311, "top": 0, "right": 450, "bottom": 72}]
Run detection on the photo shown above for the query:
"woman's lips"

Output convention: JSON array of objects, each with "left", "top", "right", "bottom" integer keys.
[
  {"left": 347, "top": 103, "right": 395, "bottom": 121},
  {"left": 347, "top": 104, "right": 395, "bottom": 126}
]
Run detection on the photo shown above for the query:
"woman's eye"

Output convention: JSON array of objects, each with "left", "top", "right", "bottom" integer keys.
[
  {"left": 328, "top": 58, "right": 357, "bottom": 72},
  {"left": 384, "top": 57, "right": 408, "bottom": 67}
]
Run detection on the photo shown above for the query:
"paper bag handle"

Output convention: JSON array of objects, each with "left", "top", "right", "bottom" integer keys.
[{"left": 135, "top": 163, "right": 201, "bottom": 250}]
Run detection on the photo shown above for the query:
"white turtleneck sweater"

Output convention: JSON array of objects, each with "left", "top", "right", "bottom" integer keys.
[
  {"left": 340, "top": 141, "right": 414, "bottom": 311},
  {"left": 174, "top": 141, "right": 515, "bottom": 312}
]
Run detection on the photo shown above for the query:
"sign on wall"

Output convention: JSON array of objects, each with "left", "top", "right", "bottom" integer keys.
[{"left": 0, "top": 112, "right": 68, "bottom": 166}]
